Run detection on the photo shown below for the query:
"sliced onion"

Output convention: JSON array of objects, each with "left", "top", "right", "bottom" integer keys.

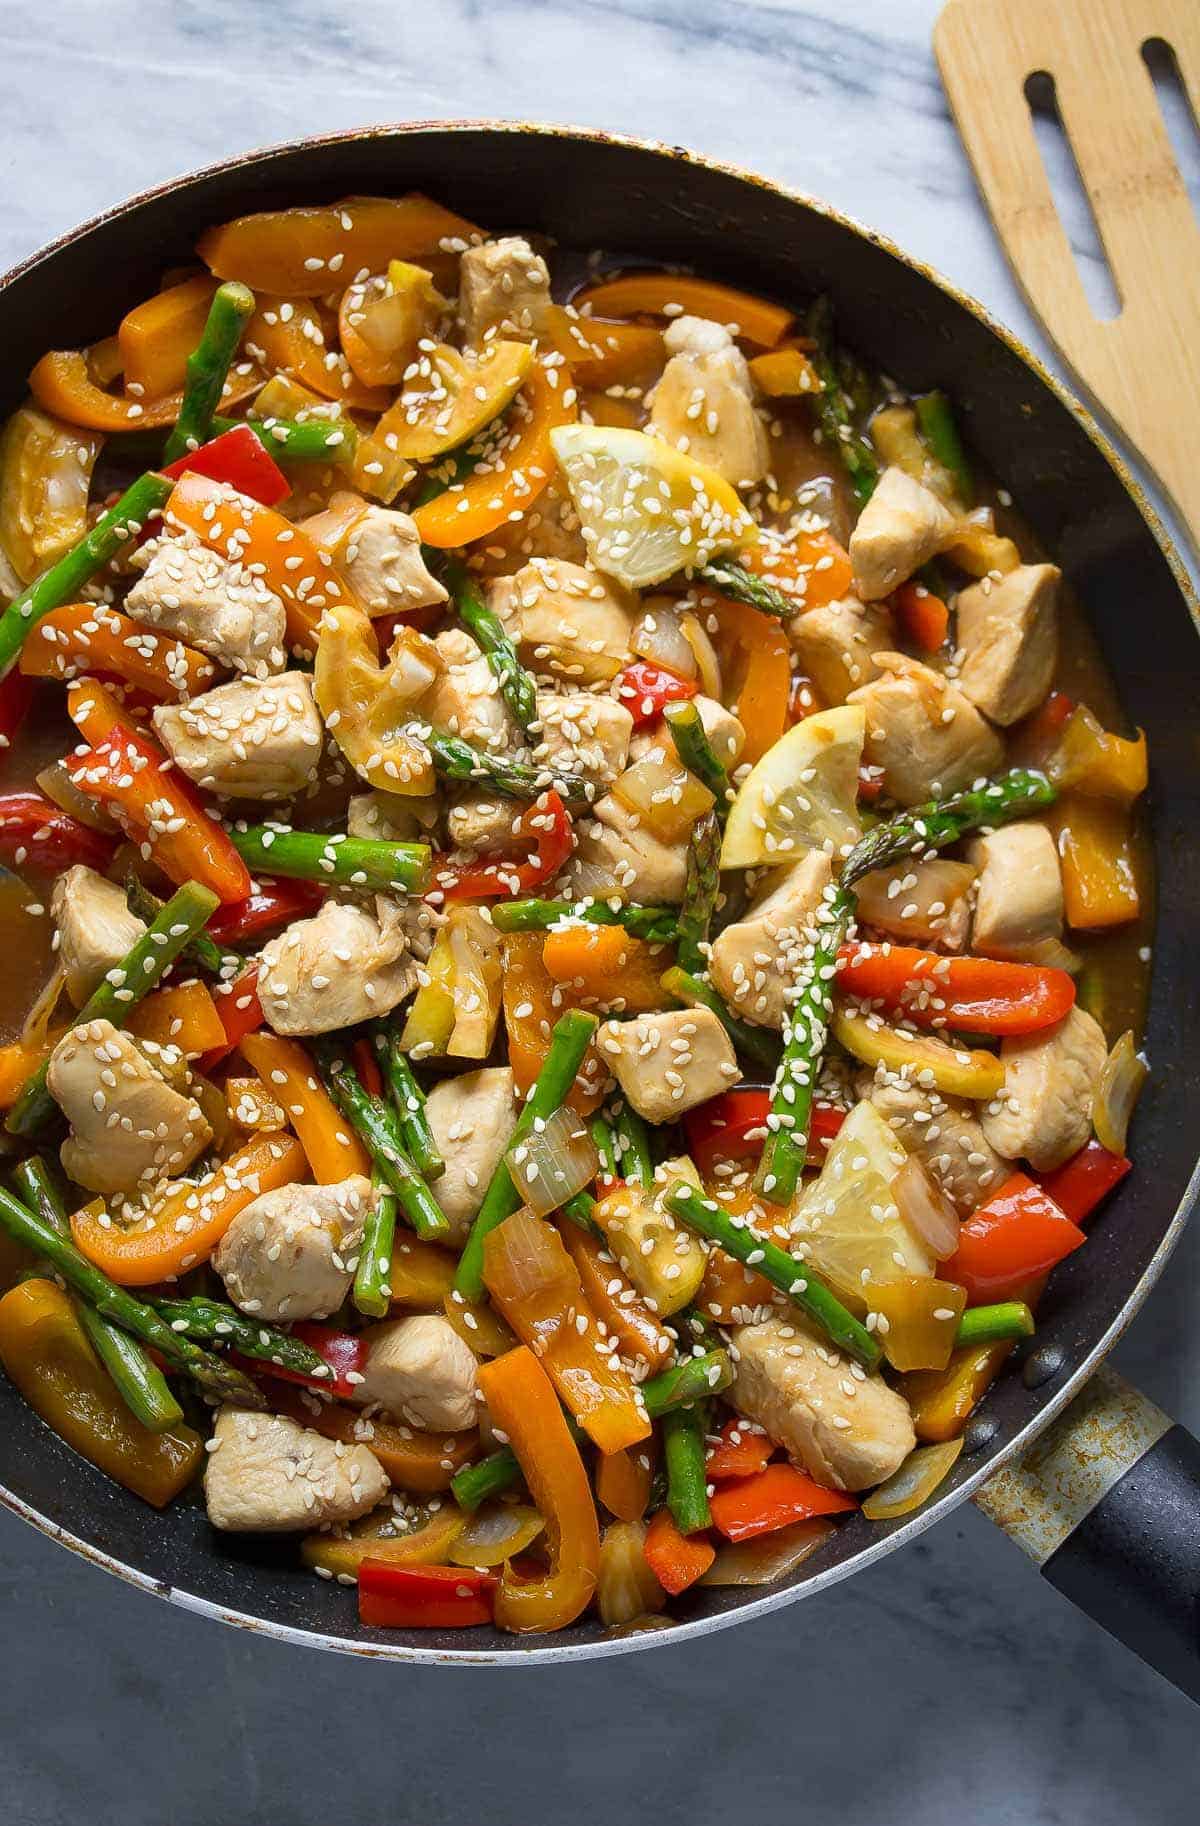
[
  {"left": 36, "top": 760, "right": 121, "bottom": 834},
  {"left": 385, "top": 626, "right": 444, "bottom": 698},
  {"left": 612, "top": 751, "right": 715, "bottom": 843},
  {"left": 1093, "top": 1030, "right": 1147, "bottom": 1156},
  {"left": 862, "top": 1438, "right": 963, "bottom": 1521},
  {"left": 699, "top": 1517, "right": 834, "bottom": 1587},
  {"left": 597, "top": 1519, "right": 667, "bottom": 1625},
  {"left": 894, "top": 1155, "right": 961, "bottom": 1261},
  {"left": 680, "top": 610, "right": 722, "bottom": 698},
  {"left": 448, "top": 1503, "right": 544, "bottom": 1569},
  {"left": 506, "top": 1104, "right": 599, "bottom": 1217},
  {"left": 20, "top": 960, "right": 66, "bottom": 1051},
  {"left": 854, "top": 859, "right": 977, "bottom": 949},
  {"left": 632, "top": 601, "right": 697, "bottom": 679}
]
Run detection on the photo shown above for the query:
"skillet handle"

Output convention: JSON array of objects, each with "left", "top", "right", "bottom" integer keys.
[{"left": 974, "top": 1366, "right": 1200, "bottom": 1704}]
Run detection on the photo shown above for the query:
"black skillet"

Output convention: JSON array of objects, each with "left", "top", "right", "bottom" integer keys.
[{"left": 0, "top": 124, "right": 1197, "bottom": 1690}]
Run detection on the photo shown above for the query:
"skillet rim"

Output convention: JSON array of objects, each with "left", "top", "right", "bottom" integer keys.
[{"left": 0, "top": 118, "right": 1196, "bottom": 1668}]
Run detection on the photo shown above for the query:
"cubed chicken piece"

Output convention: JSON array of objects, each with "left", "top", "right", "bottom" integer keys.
[
  {"left": 445, "top": 793, "right": 528, "bottom": 856},
  {"left": 47, "top": 1018, "right": 212, "bottom": 1196},
  {"left": 848, "top": 653, "right": 1004, "bottom": 805},
  {"left": 981, "top": 1006, "right": 1107, "bottom": 1172},
  {"left": 568, "top": 792, "right": 689, "bottom": 903},
  {"left": 353, "top": 1314, "right": 479, "bottom": 1430},
  {"left": 597, "top": 1007, "right": 740, "bottom": 1122},
  {"left": 340, "top": 503, "right": 448, "bottom": 617},
  {"left": 488, "top": 559, "right": 638, "bottom": 686},
  {"left": 865, "top": 1075, "right": 1006, "bottom": 1215},
  {"left": 533, "top": 690, "right": 633, "bottom": 787},
  {"left": 955, "top": 562, "right": 1060, "bottom": 726},
  {"left": 649, "top": 315, "right": 769, "bottom": 488},
  {"left": 458, "top": 236, "right": 552, "bottom": 345},
  {"left": 788, "top": 595, "right": 896, "bottom": 705},
  {"left": 424, "top": 1067, "right": 519, "bottom": 1245},
  {"left": 854, "top": 857, "right": 977, "bottom": 952},
  {"left": 710, "top": 852, "right": 833, "bottom": 1029},
  {"left": 485, "top": 476, "right": 588, "bottom": 570},
  {"left": 51, "top": 865, "right": 146, "bottom": 1008},
  {"left": 126, "top": 535, "right": 286, "bottom": 677},
  {"left": 212, "top": 1175, "right": 373, "bottom": 1322},
  {"left": 731, "top": 1314, "right": 915, "bottom": 1491},
  {"left": 848, "top": 467, "right": 958, "bottom": 601},
  {"left": 204, "top": 1406, "right": 387, "bottom": 1533},
  {"left": 423, "top": 629, "right": 516, "bottom": 754},
  {"left": 259, "top": 898, "right": 414, "bottom": 1036},
  {"left": 969, "top": 822, "right": 1064, "bottom": 960},
  {"left": 151, "top": 672, "right": 323, "bottom": 801},
  {"left": 347, "top": 790, "right": 440, "bottom": 845}
]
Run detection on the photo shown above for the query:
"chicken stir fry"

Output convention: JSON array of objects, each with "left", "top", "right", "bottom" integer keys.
[{"left": 0, "top": 194, "right": 1150, "bottom": 1638}]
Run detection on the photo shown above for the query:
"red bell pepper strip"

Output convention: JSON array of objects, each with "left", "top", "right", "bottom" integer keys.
[
  {"left": 944, "top": 1172, "right": 1085, "bottom": 1303},
  {"left": 358, "top": 1561, "right": 498, "bottom": 1630},
  {"left": 705, "top": 1417, "right": 774, "bottom": 1483},
  {"left": 351, "top": 1036, "right": 384, "bottom": 1099},
  {"left": 642, "top": 1507, "right": 716, "bottom": 1596},
  {"left": 432, "top": 790, "right": 574, "bottom": 901},
  {"left": 162, "top": 423, "right": 289, "bottom": 508},
  {"left": 235, "top": 1323, "right": 368, "bottom": 1400},
  {"left": 0, "top": 669, "right": 34, "bottom": 750},
  {"left": 683, "top": 1089, "right": 844, "bottom": 1178},
  {"left": 708, "top": 1463, "right": 857, "bottom": 1542},
  {"left": 199, "top": 964, "right": 264, "bottom": 1072},
  {"left": 858, "top": 765, "right": 885, "bottom": 802},
  {"left": 206, "top": 878, "right": 324, "bottom": 946},
  {"left": 614, "top": 661, "right": 699, "bottom": 728},
  {"left": 0, "top": 791, "right": 116, "bottom": 874},
  {"left": 836, "top": 942, "right": 1076, "bottom": 1035},
  {"left": 892, "top": 580, "right": 949, "bottom": 653},
  {"left": 1037, "top": 1139, "right": 1131, "bottom": 1226}
]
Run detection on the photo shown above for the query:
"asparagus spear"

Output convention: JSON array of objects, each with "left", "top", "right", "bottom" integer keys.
[
  {"left": 955, "top": 1301, "right": 1035, "bottom": 1349},
  {"left": 75, "top": 1302, "right": 184, "bottom": 1432},
  {"left": 6, "top": 880, "right": 220, "bottom": 1139},
  {"left": 164, "top": 281, "right": 255, "bottom": 463},
  {"left": 229, "top": 826, "right": 431, "bottom": 894},
  {"left": 0, "top": 472, "right": 173, "bottom": 678},
  {"left": 659, "top": 965, "right": 781, "bottom": 1074},
  {"left": 842, "top": 769, "right": 1056, "bottom": 888},
  {"left": 675, "top": 812, "right": 721, "bottom": 977},
  {"left": 211, "top": 413, "right": 357, "bottom": 466},
  {"left": 150, "top": 1295, "right": 332, "bottom": 1375},
  {"left": 314, "top": 1046, "right": 450, "bottom": 1243},
  {"left": 414, "top": 723, "right": 594, "bottom": 808},
  {"left": 353, "top": 1174, "right": 397, "bottom": 1319},
  {"left": 491, "top": 899, "right": 679, "bottom": 943},
  {"left": 125, "top": 875, "right": 232, "bottom": 977},
  {"left": 454, "top": 1009, "right": 598, "bottom": 1299},
  {"left": 664, "top": 700, "right": 733, "bottom": 821},
  {"left": 611, "top": 1102, "right": 654, "bottom": 1189},
  {"left": 662, "top": 1403, "right": 712, "bottom": 1534},
  {"left": 664, "top": 1179, "right": 881, "bottom": 1371},
  {"left": 438, "top": 554, "right": 537, "bottom": 730},
  {"left": 696, "top": 559, "right": 793, "bottom": 621},
  {"left": 377, "top": 1030, "right": 444, "bottom": 1181},
  {"left": 0, "top": 1185, "right": 267, "bottom": 1406},
  {"left": 753, "top": 881, "right": 853, "bottom": 1206},
  {"left": 559, "top": 1190, "right": 604, "bottom": 1239},
  {"left": 806, "top": 297, "right": 879, "bottom": 506},
  {"left": 915, "top": 391, "right": 973, "bottom": 506},
  {"left": 590, "top": 1111, "right": 620, "bottom": 1180}
]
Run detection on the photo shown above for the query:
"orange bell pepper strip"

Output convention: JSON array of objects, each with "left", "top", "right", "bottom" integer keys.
[
  {"left": 118, "top": 275, "right": 218, "bottom": 398},
  {"left": 0, "top": 1036, "right": 61, "bottom": 1111},
  {"left": 559, "top": 1224, "right": 675, "bottom": 1373},
  {"left": 541, "top": 923, "right": 673, "bottom": 1017},
  {"left": 903, "top": 1341, "right": 1016, "bottom": 1443},
  {"left": 595, "top": 1444, "right": 655, "bottom": 1523},
  {"left": 477, "top": 1344, "right": 601, "bottom": 1633},
  {"left": 20, "top": 602, "right": 218, "bottom": 700},
  {"left": 482, "top": 1209, "right": 652, "bottom": 1454},
  {"left": 127, "top": 980, "right": 227, "bottom": 1057},
  {"left": 500, "top": 933, "right": 607, "bottom": 1113},
  {"left": 197, "top": 194, "right": 478, "bottom": 296},
  {"left": 944, "top": 1172, "right": 1085, "bottom": 1303},
  {"left": 70, "top": 1131, "right": 306, "bottom": 1285},
  {"left": 642, "top": 1506, "right": 716, "bottom": 1595},
  {"left": 573, "top": 275, "right": 792, "bottom": 348},
  {"left": 65, "top": 678, "right": 252, "bottom": 905},
  {"left": 1049, "top": 795, "right": 1141, "bottom": 929},
  {"left": 272, "top": 1385, "right": 479, "bottom": 1493},
  {"left": 892, "top": 580, "right": 950, "bottom": 653},
  {"left": 27, "top": 349, "right": 259, "bottom": 434},
  {"left": 705, "top": 595, "right": 790, "bottom": 763},
  {"left": 747, "top": 345, "right": 822, "bottom": 397},
  {"left": 836, "top": 942, "right": 1077, "bottom": 1035},
  {"left": 385, "top": 1237, "right": 459, "bottom": 1308},
  {"left": 413, "top": 358, "right": 577, "bottom": 549},
  {"left": 244, "top": 296, "right": 391, "bottom": 414},
  {"left": 237, "top": 1031, "right": 370, "bottom": 1183},
  {"left": 738, "top": 530, "right": 853, "bottom": 613},
  {"left": 708, "top": 1463, "right": 856, "bottom": 1541},
  {"left": 542, "top": 306, "right": 665, "bottom": 387},
  {"left": 163, "top": 471, "right": 357, "bottom": 655},
  {"left": 0, "top": 1279, "right": 203, "bottom": 1505},
  {"left": 705, "top": 1417, "right": 773, "bottom": 1482}
]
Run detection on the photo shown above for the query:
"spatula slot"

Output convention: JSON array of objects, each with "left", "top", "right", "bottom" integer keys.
[
  {"left": 1023, "top": 70, "right": 1123, "bottom": 320},
  {"left": 1141, "top": 37, "right": 1200, "bottom": 218}
]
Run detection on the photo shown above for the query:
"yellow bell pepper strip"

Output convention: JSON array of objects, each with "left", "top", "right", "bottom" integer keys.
[
  {"left": 163, "top": 470, "right": 355, "bottom": 656},
  {"left": 70, "top": 1131, "right": 307, "bottom": 1286},
  {"left": 371, "top": 340, "right": 534, "bottom": 462},
  {"left": 412, "top": 357, "right": 576, "bottom": 549},
  {"left": 28, "top": 349, "right": 259, "bottom": 434},
  {"left": 903, "top": 1341, "right": 1017, "bottom": 1443},
  {"left": 573, "top": 274, "right": 793, "bottom": 348},
  {"left": 197, "top": 194, "right": 478, "bottom": 296},
  {"left": 705, "top": 594, "right": 790, "bottom": 764},
  {"left": 543, "top": 306, "right": 665, "bottom": 386},
  {"left": 19, "top": 601, "right": 218, "bottom": 700},
  {"left": 243, "top": 295, "right": 391, "bottom": 414},
  {"left": 477, "top": 1344, "right": 602, "bottom": 1633},
  {"left": 236, "top": 1031, "right": 370, "bottom": 1183},
  {"left": 831, "top": 1006, "right": 1004, "bottom": 1100},
  {"left": 339, "top": 260, "right": 449, "bottom": 389},
  {"left": 275, "top": 1383, "right": 479, "bottom": 1494},
  {"left": 314, "top": 611, "right": 439, "bottom": 796},
  {"left": 541, "top": 922, "right": 672, "bottom": 1016},
  {"left": 0, "top": 406, "right": 103, "bottom": 583},
  {"left": 747, "top": 345, "right": 822, "bottom": 397},
  {"left": 482, "top": 1208, "right": 651, "bottom": 1454},
  {"left": 383, "top": 1236, "right": 458, "bottom": 1309},
  {"left": 1049, "top": 705, "right": 1147, "bottom": 802},
  {"left": 303, "top": 1506, "right": 468, "bottom": 1579},
  {"left": 595, "top": 1445, "right": 655, "bottom": 1523},
  {"left": 65, "top": 679, "right": 253, "bottom": 904},
  {"left": 0, "top": 1279, "right": 203, "bottom": 1506},
  {"left": 118, "top": 274, "right": 218, "bottom": 399},
  {"left": 127, "top": 980, "right": 227, "bottom": 1057},
  {"left": 1049, "top": 795, "right": 1141, "bottom": 929},
  {"left": 869, "top": 1276, "right": 968, "bottom": 1373}
]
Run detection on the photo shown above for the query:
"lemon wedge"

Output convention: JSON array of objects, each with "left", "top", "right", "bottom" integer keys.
[
  {"left": 787, "top": 1101, "right": 935, "bottom": 1300},
  {"left": 550, "top": 423, "right": 756, "bottom": 590},
  {"left": 720, "top": 704, "right": 865, "bottom": 869}
]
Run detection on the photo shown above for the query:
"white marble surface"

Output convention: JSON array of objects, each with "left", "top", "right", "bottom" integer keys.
[{"left": 1, "top": 4, "right": 1198, "bottom": 1821}]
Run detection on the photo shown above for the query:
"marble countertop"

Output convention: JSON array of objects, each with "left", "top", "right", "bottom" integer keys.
[{"left": 1, "top": 4, "right": 1197, "bottom": 1822}]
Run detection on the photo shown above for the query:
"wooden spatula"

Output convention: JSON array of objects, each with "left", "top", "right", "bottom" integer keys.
[{"left": 935, "top": 0, "right": 1200, "bottom": 541}]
